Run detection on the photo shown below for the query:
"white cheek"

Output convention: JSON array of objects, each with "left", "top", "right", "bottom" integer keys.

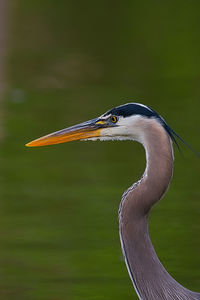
[
  {"left": 100, "top": 128, "right": 132, "bottom": 141},
  {"left": 82, "top": 135, "right": 132, "bottom": 142},
  {"left": 83, "top": 115, "right": 151, "bottom": 142},
  {"left": 100, "top": 115, "right": 146, "bottom": 142}
]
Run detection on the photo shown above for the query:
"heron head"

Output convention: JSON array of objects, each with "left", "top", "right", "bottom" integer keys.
[{"left": 25, "top": 103, "right": 174, "bottom": 147}]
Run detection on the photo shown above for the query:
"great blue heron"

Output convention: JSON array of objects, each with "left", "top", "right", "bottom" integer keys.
[{"left": 26, "top": 103, "right": 200, "bottom": 300}]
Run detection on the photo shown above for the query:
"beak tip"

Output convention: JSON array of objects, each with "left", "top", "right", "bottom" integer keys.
[{"left": 25, "top": 141, "right": 35, "bottom": 147}]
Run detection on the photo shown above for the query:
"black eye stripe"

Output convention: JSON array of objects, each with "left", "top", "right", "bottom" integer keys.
[{"left": 103, "top": 103, "right": 155, "bottom": 118}]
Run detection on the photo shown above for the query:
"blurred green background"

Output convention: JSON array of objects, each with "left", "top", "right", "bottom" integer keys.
[{"left": 1, "top": 1, "right": 200, "bottom": 299}]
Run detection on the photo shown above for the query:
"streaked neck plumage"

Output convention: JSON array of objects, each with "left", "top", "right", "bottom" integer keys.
[{"left": 119, "top": 118, "right": 200, "bottom": 300}]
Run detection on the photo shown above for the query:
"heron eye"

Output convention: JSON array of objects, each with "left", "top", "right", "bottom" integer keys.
[{"left": 110, "top": 115, "right": 118, "bottom": 123}]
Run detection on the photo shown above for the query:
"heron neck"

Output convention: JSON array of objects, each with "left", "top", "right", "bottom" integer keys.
[{"left": 119, "top": 120, "right": 198, "bottom": 300}]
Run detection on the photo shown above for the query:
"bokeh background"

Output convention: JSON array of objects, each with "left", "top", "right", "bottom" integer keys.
[{"left": 1, "top": 1, "right": 200, "bottom": 299}]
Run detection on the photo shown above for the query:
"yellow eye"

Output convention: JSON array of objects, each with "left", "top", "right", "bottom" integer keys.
[{"left": 110, "top": 115, "right": 118, "bottom": 123}]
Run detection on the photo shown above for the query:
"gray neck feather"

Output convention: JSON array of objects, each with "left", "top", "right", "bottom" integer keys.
[{"left": 119, "top": 119, "right": 200, "bottom": 300}]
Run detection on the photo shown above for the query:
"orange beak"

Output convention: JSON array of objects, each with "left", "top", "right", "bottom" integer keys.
[{"left": 26, "top": 118, "right": 103, "bottom": 147}]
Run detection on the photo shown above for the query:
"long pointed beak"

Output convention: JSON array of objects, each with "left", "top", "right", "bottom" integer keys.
[{"left": 26, "top": 118, "right": 104, "bottom": 147}]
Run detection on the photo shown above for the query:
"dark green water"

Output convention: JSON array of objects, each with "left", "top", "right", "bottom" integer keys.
[{"left": 1, "top": 1, "right": 200, "bottom": 299}]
